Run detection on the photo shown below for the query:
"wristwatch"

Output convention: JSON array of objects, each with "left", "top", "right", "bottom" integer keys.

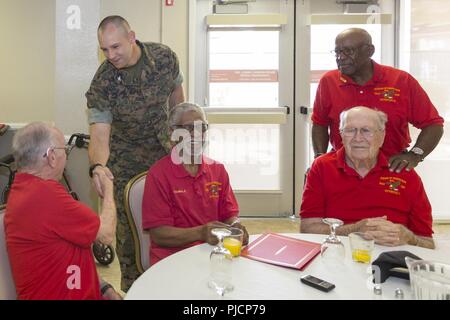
[
  {"left": 89, "top": 163, "right": 103, "bottom": 178},
  {"left": 100, "top": 282, "right": 114, "bottom": 295},
  {"left": 410, "top": 147, "right": 425, "bottom": 161}
]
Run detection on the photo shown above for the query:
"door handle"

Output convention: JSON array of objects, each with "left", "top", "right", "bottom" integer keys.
[{"left": 299, "top": 106, "right": 308, "bottom": 115}]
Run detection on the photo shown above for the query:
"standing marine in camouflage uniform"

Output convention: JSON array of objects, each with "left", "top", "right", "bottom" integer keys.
[{"left": 85, "top": 16, "right": 185, "bottom": 292}]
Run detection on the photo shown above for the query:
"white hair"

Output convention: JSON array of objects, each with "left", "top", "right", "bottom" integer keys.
[
  {"left": 12, "top": 122, "right": 57, "bottom": 170},
  {"left": 339, "top": 106, "right": 388, "bottom": 131},
  {"left": 169, "top": 102, "right": 207, "bottom": 127}
]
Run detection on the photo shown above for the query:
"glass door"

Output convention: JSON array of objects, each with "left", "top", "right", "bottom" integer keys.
[{"left": 192, "top": 0, "right": 295, "bottom": 217}]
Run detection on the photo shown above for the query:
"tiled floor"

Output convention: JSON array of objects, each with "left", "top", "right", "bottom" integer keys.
[{"left": 96, "top": 218, "right": 450, "bottom": 297}]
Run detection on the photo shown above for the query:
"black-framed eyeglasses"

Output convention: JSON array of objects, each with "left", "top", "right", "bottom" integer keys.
[
  {"left": 43, "top": 145, "right": 74, "bottom": 158},
  {"left": 330, "top": 44, "right": 369, "bottom": 57},
  {"left": 340, "top": 127, "right": 380, "bottom": 139},
  {"left": 171, "top": 123, "right": 209, "bottom": 133}
]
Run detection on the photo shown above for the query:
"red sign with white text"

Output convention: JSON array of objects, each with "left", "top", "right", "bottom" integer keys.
[{"left": 209, "top": 70, "right": 278, "bottom": 83}]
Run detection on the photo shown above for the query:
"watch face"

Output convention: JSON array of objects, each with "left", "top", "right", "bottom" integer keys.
[{"left": 411, "top": 147, "right": 424, "bottom": 155}]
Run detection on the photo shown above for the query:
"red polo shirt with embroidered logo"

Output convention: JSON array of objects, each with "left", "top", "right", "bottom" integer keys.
[
  {"left": 142, "top": 154, "right": 239, "bottom": 265},
  {"left": 300, "top": 148, "right": 433, "bottom": 237},
  {"left": 312, "top": 60, "right": 444, "bottom": 157}
]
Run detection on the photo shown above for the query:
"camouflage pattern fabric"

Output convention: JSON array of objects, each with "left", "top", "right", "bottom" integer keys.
[
  {"left": 0, "top": 124, "right": 9, "bottom": 136},
  {"left": 86, "top": 41, "right": 182, "bottom": 292}
]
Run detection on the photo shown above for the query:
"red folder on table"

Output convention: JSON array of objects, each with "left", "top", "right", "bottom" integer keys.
[{"left": 241, "top": 233, "right": 321, "bottom": 270}]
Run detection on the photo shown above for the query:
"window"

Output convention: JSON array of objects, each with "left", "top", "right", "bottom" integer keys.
[
  {"left": 208, "top": 29, "right": 279, "bottom": 107},
  {"left": 204, "top": 27, "right": 284, "bottom": 190},
  {"left": 207, "top": 124, "right": 280, "bottom": 190}
]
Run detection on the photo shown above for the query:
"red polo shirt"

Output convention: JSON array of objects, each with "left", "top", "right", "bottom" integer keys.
[
  {"left": 5, "top": 173, "right": 101, "bottom": 300},
  {"left": 142, "top": 154, "right": 239, "bottom": 265},
  {"left": 312, "top": 60, "right": 444, "bottom": 157},
  {"left": 300, "top": 148, "right": 433, "bottom": 237}
]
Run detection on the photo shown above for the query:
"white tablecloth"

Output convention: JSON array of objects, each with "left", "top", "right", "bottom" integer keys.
[{"left": 125, "top": 233, "right": 450, "bottom": 300}]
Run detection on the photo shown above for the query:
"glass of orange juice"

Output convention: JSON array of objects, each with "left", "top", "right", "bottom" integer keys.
[
  {"left": 223, "top": 227, "right": 243, "bottom": 257},
  {"left": 349, "top": 232, "right": 375, "bottom": 263}
]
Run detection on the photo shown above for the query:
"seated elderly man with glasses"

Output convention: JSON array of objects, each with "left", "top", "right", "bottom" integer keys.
[
  {"left": 142, "top": 102, "right": 249, "bottom": 265},
  {"left": 4, "top": 122, "right": 121, "bottom": 299},
  {"left": 300, "top": 106, "right": 434, "bottom": 249}
]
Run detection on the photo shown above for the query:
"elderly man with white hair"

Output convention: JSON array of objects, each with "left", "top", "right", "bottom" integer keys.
[
  {"left": 300, "top": 107, "right": 434, "bottom": 249},
  {"left": 4, "top": 122, "right": 120, "bottom": 299},
  {"left": 142, "top": 102, "right": 249, "bottom": 265}
]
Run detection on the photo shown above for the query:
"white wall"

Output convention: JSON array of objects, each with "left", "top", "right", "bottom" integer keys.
[
  {"left": 0, "top": 0, "right": 55, "bottom": 124},
  {"left": 99, "top": 0, "right": 161, "bottom": 42},
  {"left": 55, "top": 0, "right": 100, "bottom": 135},
  {"left": 162, "top": 0, "right": 189, "bottom": 97}
]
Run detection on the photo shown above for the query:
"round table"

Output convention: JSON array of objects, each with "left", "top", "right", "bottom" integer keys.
[{"left": 125, "top": 233, "right": 450, "bottom": 300}]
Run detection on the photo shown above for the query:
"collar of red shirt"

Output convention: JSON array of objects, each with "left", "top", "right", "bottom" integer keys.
[
  {"left": 338, "top": 59, "right": 386, "bottom": 87},
  {"left": 169, "top": 152, "right": 208, "bottom": 179},
  {"left": 335, "top": 147, "right": 389, "bottom": 175}
]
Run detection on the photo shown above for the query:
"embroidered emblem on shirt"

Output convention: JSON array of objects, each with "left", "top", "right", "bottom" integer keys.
[
  {"left": 388, "top": 180, "right": 401, "bottom": 191},
  {"left": 205, "top": 182, "right": 222, "bottom": 199},
  {"left": 379, "top": 176, "right": 406, "bottom": 196},
  {"left": 374, "top": 87, "right": 400, "bottom": 103}
]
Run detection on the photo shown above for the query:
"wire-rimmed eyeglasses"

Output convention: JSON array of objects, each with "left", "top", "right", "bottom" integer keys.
[
  {"left": 171, "top": 123, "right": 209, "bottom": 133},
  {"left": 340, "top": 127, "right": 381, "bottom": 139},
  {"left": 330, "top": 44, "right": 370, "bottom": 57},
  {"left": 43, "top": 145, "right": 74, "bottom": 158}
]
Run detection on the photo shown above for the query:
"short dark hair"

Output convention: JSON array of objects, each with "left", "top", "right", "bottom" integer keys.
[{"left": 98, "top": 15, "right": 131, "bottom": 34}]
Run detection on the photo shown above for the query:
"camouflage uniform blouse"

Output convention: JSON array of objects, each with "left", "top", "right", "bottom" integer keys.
[{"left": 85, "top": 41, "right": 183, "bottom": 176}]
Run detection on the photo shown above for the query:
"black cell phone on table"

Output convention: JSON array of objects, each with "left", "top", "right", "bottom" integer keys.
[{"left": 300, "top": 275, "right": 335, "bottom": 292}]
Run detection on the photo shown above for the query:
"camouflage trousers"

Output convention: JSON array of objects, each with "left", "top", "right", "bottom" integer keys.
[
  {"left": 113, "top": 175, "right": 141, "bottom": 292},
  {"left": 108, "top": 138, "right": 167, "bottom": 292},
  {"left": 109, "top": 148, "right": 166, "bottom": 291}
]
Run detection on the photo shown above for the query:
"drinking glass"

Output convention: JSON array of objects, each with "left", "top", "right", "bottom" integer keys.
[
  {"left": 207, "top": 228, "right": 234, "bottom": 296},
  {"left": 321, "top": 218, "right": 345, "bottom": 262},
  {"left": 223, "top": 227, "right": 244, "bottom": 257},
  {"left": 349, "top": 232, "right": 374, "bottom": 263},
  {"left": 406, "top": 257, "right": 450, "bottom": 300}
]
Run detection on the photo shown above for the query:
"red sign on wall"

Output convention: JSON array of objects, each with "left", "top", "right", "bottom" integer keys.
[{"left": 209, "top": 70, "right": 279, "bottom": 83}]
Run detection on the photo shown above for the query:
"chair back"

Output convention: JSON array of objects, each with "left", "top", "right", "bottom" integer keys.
[
  {"left": 124, "top": 172, "right": 150, "bottom": 274},
  {"left": 0, "top": 205, "right": 17, "bottom": 299}
]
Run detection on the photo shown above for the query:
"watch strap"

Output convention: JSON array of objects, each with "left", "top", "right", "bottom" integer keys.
[
  {"left": 409, "top": 148, "right": 425, "bottom": 162},
  {"left": 89, "top": 163, "right": 103, "bottom": 178},
  {"left": 100, "top": 282, "right": 114, "bottom": 295}
]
